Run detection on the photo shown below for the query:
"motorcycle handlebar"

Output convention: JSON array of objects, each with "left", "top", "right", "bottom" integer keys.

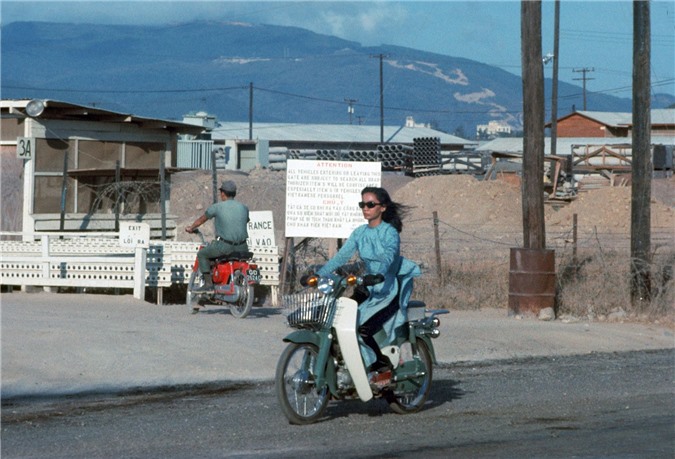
[
  {"left": 299, "top": 272, "right": 383, "bottom": 288},
  {"left": 187, "top": 227, "right": 206, "bottom": 245}
]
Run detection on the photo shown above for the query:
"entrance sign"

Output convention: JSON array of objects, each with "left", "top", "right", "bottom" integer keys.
[
  {"left": 285, "top": 160, "right": 381, "bottom": 238},
  {"left": 247, "top": 210, "right": 276, "bottom": 248}
]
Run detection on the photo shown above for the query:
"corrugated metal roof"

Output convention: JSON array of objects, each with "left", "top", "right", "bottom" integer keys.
[
  {"left": 1, "top": 98, "right": 205, "bottom": 134},
  {"left": 575, "top": 109, "right": 675, "bottom": 127},
  {"left": 476, "top": 136, "right": 675, "bottom": 155},
  {"left": 212, "top": 122, "right": 475, "bottom": 145},
  {"left": 650, "top": 109, "right": 675, "bottom": 125}
]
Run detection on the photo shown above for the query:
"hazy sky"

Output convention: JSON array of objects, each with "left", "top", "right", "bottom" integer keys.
[{"left": 2, "top": 1, "right": 674, "bottom": 98}]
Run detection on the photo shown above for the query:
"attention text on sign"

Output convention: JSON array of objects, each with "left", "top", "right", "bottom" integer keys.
[{"left": 285, "top": 160, "right": 381, "bottom": 238}]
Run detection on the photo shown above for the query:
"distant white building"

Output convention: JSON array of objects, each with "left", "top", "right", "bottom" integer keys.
[
  {"left": 405, "top": 116, "right": 431, "bottom": 128},
  {"left": 182, "top": 111, "right": 218, "bottom": 131},
  {"left": 476, "top": 120, "right": 512, "bottom": 138}
]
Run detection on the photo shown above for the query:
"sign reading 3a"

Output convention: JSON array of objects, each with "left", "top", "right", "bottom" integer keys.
[{"left": 16, "top": 137, "right": 35, "bottom": 159}]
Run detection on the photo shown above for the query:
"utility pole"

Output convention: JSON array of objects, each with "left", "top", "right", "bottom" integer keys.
[
  {"left": 520, "top": 0, "right": 546, "bottom": 250},
  {"left": 550, "top": 0, "right": 560, "bottom": 157},
  {"left": 248, "top": 82, "right": 253, "bottom": 140},
  {"left": 631, "top": 0, "right": 652, "bottom": 308},
  {"left": 370, "top": 53, "right": 388, "bottom": 143},
  {"left": 573, "top": 67, "right": 594, "bottom": 110},
  {"left": 344, "top": 98, "right": 358, "bottom": 125}
]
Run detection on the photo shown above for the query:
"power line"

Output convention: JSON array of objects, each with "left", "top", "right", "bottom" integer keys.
[
  {"left": 6, "top": 77, "right": 673, "bottom": 122},
  {"left": 2, "top": 85, "right": 248, "bottom": 94}
]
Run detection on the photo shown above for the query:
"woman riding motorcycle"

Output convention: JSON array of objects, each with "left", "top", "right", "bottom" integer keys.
[{"left": 316, "top": 186, "right": 420, "bottom": 374}]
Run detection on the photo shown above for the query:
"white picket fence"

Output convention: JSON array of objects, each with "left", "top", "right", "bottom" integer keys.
[{"left": 0, "top": 233, "right": 280, "bottom": 305}]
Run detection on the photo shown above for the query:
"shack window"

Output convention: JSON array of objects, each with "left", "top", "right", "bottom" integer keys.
[
  {"left": 76, "top": 177, "right": 116, "bottom": 214},
  {"left": 34, "top": 176, "right": 75, "bottom": 214},
  {"left": 34, "top": 138, "right": 74, "bottom": 172},
  {"left": 0, "top": 117, "right": 25, "bottom": 142},
  {"left": 76, "top": 178, "right": 160, "bottom": 214},
  {"left": 78, "top": 140, "right": 122, "bottom": 170},
  {"left": 125, "top": 142, "right": 163, "bottom": 168}
]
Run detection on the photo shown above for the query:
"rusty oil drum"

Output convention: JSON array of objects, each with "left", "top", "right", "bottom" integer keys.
[{"left": 508, "top": 248, "right": 556, "bottom": 316}]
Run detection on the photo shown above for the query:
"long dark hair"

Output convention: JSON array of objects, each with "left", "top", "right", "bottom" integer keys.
[{"left": 361, "top": 186, "right": 409, "bottom": 233}]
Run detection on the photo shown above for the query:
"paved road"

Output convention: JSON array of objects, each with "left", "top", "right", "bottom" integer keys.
[{"left": 2, "top": 350, "right": 673, "bottom": 458}]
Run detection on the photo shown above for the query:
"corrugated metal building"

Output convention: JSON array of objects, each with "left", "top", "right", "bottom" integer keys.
[
  {"left": 211, "top": 121, "right": 474, "bottom": 150},
  {"left": 550, "top": 109, "right": 675, "bottom": 138}
]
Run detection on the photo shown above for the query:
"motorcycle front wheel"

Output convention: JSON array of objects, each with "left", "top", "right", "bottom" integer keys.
[
  {"left": 275, "top": 342, "right": 330, "bottom": 425},
  {"left": 186, "top": 270, "right": 204, "bottom": 310},
  {"left": 229, "top": 270, "right": 253, "bottom": 319},
  {"left": 385, "top": 340, "right": 433, "bottom": 414}
]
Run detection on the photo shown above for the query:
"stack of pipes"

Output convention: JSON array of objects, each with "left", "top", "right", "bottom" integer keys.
[
  {"left": 268, "top": 145, "right": 429, "bottom": 172},
  {"left": 316, "top": 149, "right": 347, "bottom": 161},
  {"left": 408, "top": 137, "right": 442, "bottom": 176},
  {"left": 347, "top": 150, "right": 379, "bottom": 163},
  {"left": 287, "top": 149, "right": 318, "bottom": 160},
  {"left": 268, "top": 147, "right": 289, "bottom": 170},
  {"left": 377, "top": 144, "right": 412, "bottom": 171}
]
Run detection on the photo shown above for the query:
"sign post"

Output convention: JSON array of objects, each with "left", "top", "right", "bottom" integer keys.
[{"left": 120, "top": 222, "right": 150, "bottom": 300}]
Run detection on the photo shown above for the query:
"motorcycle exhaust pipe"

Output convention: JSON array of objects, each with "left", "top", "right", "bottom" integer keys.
[{"left": 393, "top": 370, "right": 428, "bottom": 383}]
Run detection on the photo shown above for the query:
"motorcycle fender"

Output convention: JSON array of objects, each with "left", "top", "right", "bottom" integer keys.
[
  {"left": 282, "top": 329, "right": 319, "bottom": 346},
  {"left": 282, "top": 330, "right": 338, "bottom": 396},
  {"left": 334, "top": 297, "right": 373, "bottom": 402},
  {"left": 413, "top": 333, "right": 438, "bottom": 364}
]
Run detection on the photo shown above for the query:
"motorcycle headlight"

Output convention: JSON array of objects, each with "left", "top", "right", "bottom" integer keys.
[{"left": 317, "top": 277, "right": 335, "bottom": 294}]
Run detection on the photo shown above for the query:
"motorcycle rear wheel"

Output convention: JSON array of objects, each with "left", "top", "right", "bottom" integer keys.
[
  {"left": 229, "top": 270, "right": 253, "bottom": 319},
  {"left": 275, "top": 342, "right": 330, "bottom": 425},
  {"left": 385, "top": 340, "right": 433, "bottom": 414}
]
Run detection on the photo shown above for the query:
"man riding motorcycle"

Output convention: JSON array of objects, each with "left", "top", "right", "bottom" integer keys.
[{"left": 185, "top": 180, "right": 250, "bottom": 293}]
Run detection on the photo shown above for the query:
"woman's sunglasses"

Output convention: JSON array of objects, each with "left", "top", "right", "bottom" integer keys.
[{"left": 358, "top": 201, "right": 382, "bottom": 209}]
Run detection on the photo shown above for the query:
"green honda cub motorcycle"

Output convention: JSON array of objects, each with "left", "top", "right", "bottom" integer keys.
[{"left": 275, "top": 267, "right": 448, "bottom": 425}]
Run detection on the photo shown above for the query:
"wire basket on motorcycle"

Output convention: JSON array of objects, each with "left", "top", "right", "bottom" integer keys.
[{"left": 282, "top": 289, "right": 335, "bottom": 330}]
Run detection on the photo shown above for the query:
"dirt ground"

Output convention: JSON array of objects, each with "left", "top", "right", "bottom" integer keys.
[
  {"left": 170, "top": 167, "right": 674, "bottom": 319},
  {"left": 171, "top": 167, "right": 674, "bottom": 247}
]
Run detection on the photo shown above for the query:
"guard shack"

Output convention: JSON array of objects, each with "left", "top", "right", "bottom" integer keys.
[{"left": 1, "top": 99, "right": 205, "bottom": 240}]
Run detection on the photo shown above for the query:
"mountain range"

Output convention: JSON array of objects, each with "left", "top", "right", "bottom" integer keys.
[{"left": 2, "top": 20, "right": 673, "bottom": 137}]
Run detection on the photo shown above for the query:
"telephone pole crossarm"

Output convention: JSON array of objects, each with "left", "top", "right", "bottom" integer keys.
[{"left": 573, "top": 67, "right": 594, "bottom": 110}]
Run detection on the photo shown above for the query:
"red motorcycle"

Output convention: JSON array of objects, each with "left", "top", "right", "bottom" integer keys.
[{"left": 186, "top": 229, "right": 261, "bottom": 318}]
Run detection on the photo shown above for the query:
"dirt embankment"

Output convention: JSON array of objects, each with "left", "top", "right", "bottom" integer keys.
[{"left": 171, "top": 168, "right": 673, "bottom": 249}]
